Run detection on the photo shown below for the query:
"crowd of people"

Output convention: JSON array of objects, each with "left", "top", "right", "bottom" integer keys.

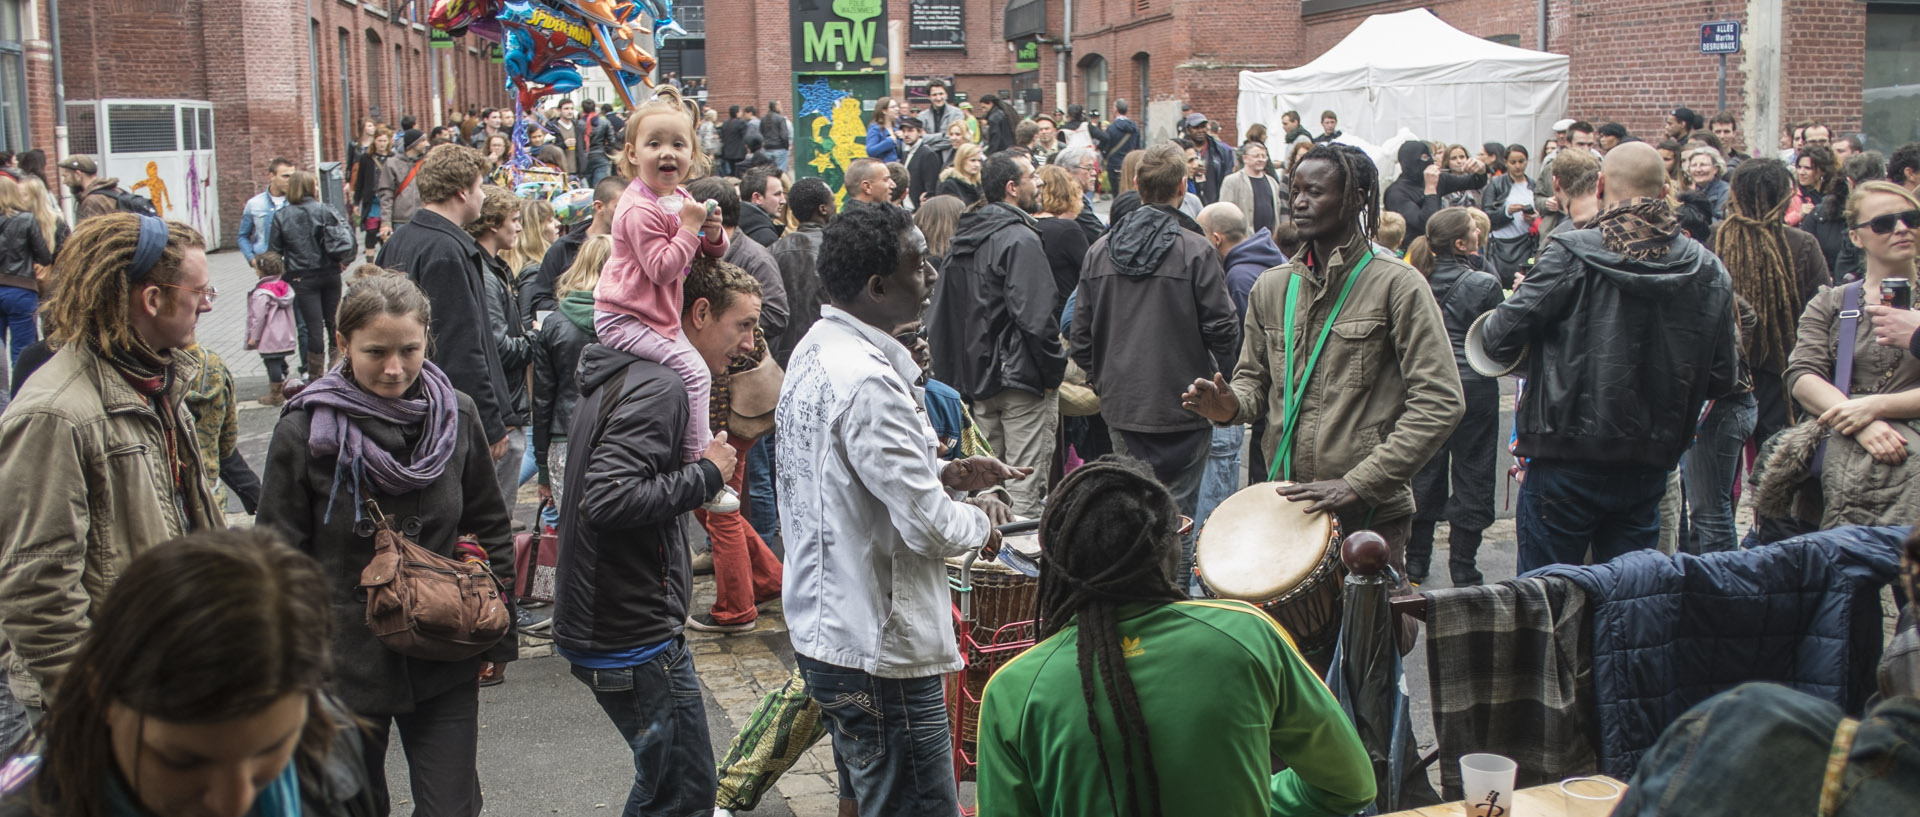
[{"left": 0, "top": 72, "right": 1911, "bottom": 817}]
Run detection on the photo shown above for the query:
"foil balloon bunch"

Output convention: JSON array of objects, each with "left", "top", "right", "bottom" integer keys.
[{"left": 427, "top": 0, "right": 680, "bottom": 112}]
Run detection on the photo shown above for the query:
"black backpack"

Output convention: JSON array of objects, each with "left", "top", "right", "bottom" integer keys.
[{"left": 91, "top": 187, "right": 158, "bottom": 218}]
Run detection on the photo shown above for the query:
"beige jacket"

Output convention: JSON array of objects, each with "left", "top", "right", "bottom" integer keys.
[
  {"left": 0, "top": 343, "right": 223, "bottom": 704},
  {"left": 1228, "top": 232, "right": 1465, "bottom": 520}
]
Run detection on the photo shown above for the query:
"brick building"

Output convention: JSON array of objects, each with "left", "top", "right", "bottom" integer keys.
[
  {"left": 707, "top": 0, "right": 1911, "bottom": 162},
  {"left": 3, "top": 0, "right": 507, "bottom": 248}
]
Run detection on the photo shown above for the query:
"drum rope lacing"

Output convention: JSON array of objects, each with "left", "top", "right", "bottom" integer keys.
[{"left": 1270, "top": 246, "right": 1375, "bottom": 483}]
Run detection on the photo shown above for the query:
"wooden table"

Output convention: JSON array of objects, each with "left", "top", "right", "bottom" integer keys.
[{"left": 1380, "top": 776, "right": 1627, "bottom": 816}]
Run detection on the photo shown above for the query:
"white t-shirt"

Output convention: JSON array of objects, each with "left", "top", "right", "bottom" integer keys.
[{"left": 1492, "top": 178, "right": 1533, "bottom": 240}]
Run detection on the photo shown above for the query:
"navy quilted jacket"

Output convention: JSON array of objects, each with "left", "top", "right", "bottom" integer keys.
[{"left": 1531, "top": 526, "right": 1905, "bottom": 778}]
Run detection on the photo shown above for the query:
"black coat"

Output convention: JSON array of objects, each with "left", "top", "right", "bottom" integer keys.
[
  {"left": 1481, "top": 228, "right": 1740, "bottom": 469},
  {"left": 268, "top": 199, "right": 343, "bottom": 279},
  {"left": 553, "top": 345, "right": 723, "bottom": 654},
  {"left": 720, "top": 117, "right": 750, "bottom": 162},
  {"left": 256, "top": 391, "right": 517, "bottom": 717},
  {"left": 907, "top": 136, "right": 953, "bottom": 206},
  {"left": 930, "top": 202, "right": 1068, "bottom": 399},
  {"left": 1425, "top": 253, "right": 1505, "bottom": 379},
  {"left": 0, "top": 211, "right": 51, "bottom": 288},
  {"left": 377, "top": 209, "right": 514, "bottom": 443},
  {"left": 740, "top": 201, "right": 783, "bottom": 248},
  {"left": 483, "top": 253, "right": 531, "bottom": 427},
  {"left": 936, "top": 176, "right": 981, "bottom": 206},
  {"left": 523, "top": 220, "right": 590, "bottom": 314},
  {"left": 531, "top": 304, "right": 595, "bottom": 483},
  {"left": 1386, "top": 141, "right": 1489, "bottom": 248}
]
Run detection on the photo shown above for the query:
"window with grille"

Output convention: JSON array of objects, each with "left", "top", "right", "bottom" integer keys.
[
  {"left": 66, "top": 103, "right": 96, "bottom": 155},
  {"left": 107, "top": 104, "right": 178, "bottom": 153},
  {"left": 0, "top": 0, "right": 24, "bottom": 150}
]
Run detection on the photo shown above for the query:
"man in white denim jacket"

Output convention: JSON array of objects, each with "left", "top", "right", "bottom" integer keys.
[{"left": 776, "top": 203, "right": 1024, "bottom": 817}]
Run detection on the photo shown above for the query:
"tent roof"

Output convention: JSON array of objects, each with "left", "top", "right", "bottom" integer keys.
[{"left": 1241, "top": 9, "right": 1568, "bottom": 93}]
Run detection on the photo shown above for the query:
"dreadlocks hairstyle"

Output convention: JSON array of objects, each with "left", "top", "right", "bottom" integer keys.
[
  {"left": 1295, "top": 143, "right": 1381, "bottom": 240},
  {"left": 42, "top": 214, "right": 205, "bottom": 356},
  {"left": 1716, "top": 159, "right": 1801, "bottom": 375},
  {"left": 1036, "top": 456, "right": 1186, "bottom": 817}
]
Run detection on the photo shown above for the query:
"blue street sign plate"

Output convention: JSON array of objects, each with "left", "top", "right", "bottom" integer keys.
[{"left": 1700, "top": 20, "right": 1741, "bottom": 55}]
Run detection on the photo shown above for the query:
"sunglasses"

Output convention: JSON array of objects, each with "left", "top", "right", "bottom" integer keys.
[{"left": 1852, "top": 210, "right": 1920, "bottom": 235}]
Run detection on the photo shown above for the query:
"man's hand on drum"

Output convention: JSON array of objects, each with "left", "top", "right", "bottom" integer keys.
[
  {"left": 1180, "top": 373, "right": 1239, "bottom": 424},
  {"left": 942, "top": 456, "right": 1033, "bottom": 493},
  {"left": 978, "top": 526, "right": 1004, "bottom": 562},
  {"left": 1277, "top": 478, "right": 1363, "bottom": 514},
  {"left": 966, "top": 494, "right": 1015, "bottom": 526}
]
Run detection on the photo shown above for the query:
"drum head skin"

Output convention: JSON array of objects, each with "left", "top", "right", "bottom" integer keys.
[{"left": 1197, "top": 483, "right": 1334, "bottom": 601}]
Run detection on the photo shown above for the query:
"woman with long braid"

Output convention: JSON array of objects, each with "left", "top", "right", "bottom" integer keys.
[
  {"left": 1720, "top": 159, "right": 1833, "bottom": 447},
  {"left": 975, "top": 457, "right": 1375, "bottom": 816}
]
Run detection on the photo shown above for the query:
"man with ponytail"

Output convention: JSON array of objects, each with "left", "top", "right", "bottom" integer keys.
[
  {"left": 1184, "top": 143, "right": 1464, "bottom": 584},
  {"left": 0, "top": 213, "right": 223, "bottom": 710},
  {"left": 975, "top": 456, "right": 1374, "bottom": 816}
]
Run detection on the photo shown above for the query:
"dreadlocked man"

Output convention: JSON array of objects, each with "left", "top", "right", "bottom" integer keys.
[
  {"left": 1717, "top": 158, "right": 1832, "bottom": 446},
  {"left": 974, "top": 456, "right": 1374, "bottom": 816},
  {"left": 1183, "top": 143, "right": 1465, "bottom": 587}
]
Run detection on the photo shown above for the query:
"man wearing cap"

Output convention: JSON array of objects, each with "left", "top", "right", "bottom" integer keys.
[
  {"left": 377, "top": 128, "right": 431, "bottom": 241},
  {"left": 1667, "top": 107, "right": 1704, "bottom": 141},
  {"left": 56, "top": 156, "right": 128, "bottom": 223},
  {"left": 1184, "top": 112, "right": 1234, "bottom": 205},
  {"left": 895, "top": 116, "right": 927, "bottom": 176}
]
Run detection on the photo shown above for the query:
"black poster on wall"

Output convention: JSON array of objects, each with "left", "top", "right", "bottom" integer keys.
[{"left": 909, "top": 0, "right": 965, "bottom": 50}]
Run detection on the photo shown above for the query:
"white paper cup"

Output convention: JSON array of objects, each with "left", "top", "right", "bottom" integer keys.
[{"left": 1460, "top": 753, "right": 1518, "bottom": 817}]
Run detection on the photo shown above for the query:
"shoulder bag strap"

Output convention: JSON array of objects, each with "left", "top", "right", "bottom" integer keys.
[
  {"left": 396, "top": 161, "right": 423, "bottom": 199},
  {"left": 1812, "top": 282, "right": 1864, "bottom": 477}
]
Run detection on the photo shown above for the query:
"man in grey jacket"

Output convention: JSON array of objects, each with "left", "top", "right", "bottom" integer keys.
[
  {"left": 1073, "top": 143, "right": 1240, "bottom": 574},
  {"left": 928, "top": 154, "right": 1065, "bottom": 517},
  {"left": 376, "top": 129, "right": 429, "bottom": 242}
]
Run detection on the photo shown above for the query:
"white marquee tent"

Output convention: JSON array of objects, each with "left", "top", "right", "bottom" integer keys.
[{"left": 1238, "top": 9, "right": 1570, "bottom": 171}]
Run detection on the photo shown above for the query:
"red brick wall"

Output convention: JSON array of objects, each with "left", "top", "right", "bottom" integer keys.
[
  {"left": 1780, "top": 0, "right": 1864, "bottom": 138},
  {"left": 46, "top": 0, "right": 508, "bottom": 246}
]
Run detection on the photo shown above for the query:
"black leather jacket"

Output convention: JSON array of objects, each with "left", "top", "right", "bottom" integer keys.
[
  {"left": 530, "top": 295, "right": 595, "bottom": 483},
  {"left": 1426, "top": 253, "right": 1504, "bottom": 380},
  {"left": 0, "top": 212, "right": 51, "bottom": 290},
  {"left": 1480, "top": 228, "right": 1740, "bottom": 469},
  {"left": 931, "top": 202, "right": 1068, "bottom": 399},
  {"left": 267, "top": 199, "right": 340, "bottom": 278}
]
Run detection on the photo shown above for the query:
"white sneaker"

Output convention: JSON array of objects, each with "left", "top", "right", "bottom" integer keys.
[{"left": 703, "top": 486, "right": 741, "bottom": 514}]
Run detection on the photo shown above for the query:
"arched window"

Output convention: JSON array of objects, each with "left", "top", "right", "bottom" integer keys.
[
  {"left": 1080, "top": 54, "right": 1108, "bottom": 118},
  {"left": 366, "top": 29, "right": 385, "bottom": 122}
]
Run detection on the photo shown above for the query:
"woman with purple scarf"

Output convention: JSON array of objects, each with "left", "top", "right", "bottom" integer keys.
[{"left": 257, "top": 272, "right": 517, "bottom": 817}]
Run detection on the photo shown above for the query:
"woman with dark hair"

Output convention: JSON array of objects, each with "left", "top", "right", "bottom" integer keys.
[
  {"left": 865, "top": 96, "right": 902, "bottom": 163},
  {"left": 1789, "top": 144, "right": 1838, "bottom": 228},
  {"left": 266, "top": 170, "right": 347, "bottom": 376},
  {"left": 1657, "top": 139, "right": 1687, "bottom": 188},
  {"left": 1442, "top": 145, "right": 1480, "bottom": 208},
  {"left": 1384, "top": 140, "right": 1487, "bottom": 249},
  {"left": 355, "top": 126, "right": 393, "bottom": 264},
  {"left": 1478, "top": 144, "right": 1535, "bottom": 285},
  {"left": 1408, "top": 207, "right": 1501, "bottom": 585},
  {"left": 15, "top": 149, "right": 48, "bottom": 190},
  {"left": 1799, "top": 145, "right": 1854, "bottom": 277},
  {"left": 0, "top": 529, "right": 375, "bottom": 817},
  {"left": 978, "top": 94, "right": 1015, "bottom": 154},
  {"left": 975, "top": 457, "right": 1374, "bottom": 816},
  {"left": 257, "top": 272, "right": 517, "bottom": 817}
]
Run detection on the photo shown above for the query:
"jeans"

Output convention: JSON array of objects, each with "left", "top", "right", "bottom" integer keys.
[
  {"left": 745, "top": 430, "right": 779, "bottom": 541},
  {"left": 290, "top": 273, "right": 343, "bottom": 366},
  {"left": 695, "top": 435, "right": 783, "bottom": 624},
  {"left": 1515, "top": 458, "right": 1669, "bottom": 574},
  {"left": 765, "top": 148, "right": 790, "bottom": 174},
  {"left": 1684, "top": 391, "right": 1758, "bottom": 554},
  {"left": 587, "top": 153, "right": 612, "bottom": 186},
  {"left": 1107, "top": 427, "right": 1210, "bottom": 595},
  {"left": 970, "top": 388, "right": 1058, "bottom": 517},
  {"left": 0, "top": 662, "right": 30, "bottom": 754},
  {"left": 1194, "top": 424, "right": 1245, "bottom": 529},
  {"left": 0, "top": 286, "right": 37, "bottom": 369},
  {"left": 519, "top": 426, "right": 538, "bottom": 486},
  {"left": 571, "top": 639, "right": 717, "bottom": 817},
  {"left": 359, "top": 680, "right": 483, "bottom": 817},
  {"left": 795, "top": 655, "right": 958, "bottom": 817}
]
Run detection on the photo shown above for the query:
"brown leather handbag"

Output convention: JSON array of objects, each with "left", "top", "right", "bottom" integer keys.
[{"left": 357, "top": 500, "right": 511, "bottom": 662}]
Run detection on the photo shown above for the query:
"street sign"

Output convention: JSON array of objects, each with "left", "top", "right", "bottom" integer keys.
[{"left": 1700, "top": 20, "right": 1741, "bottom": 55}]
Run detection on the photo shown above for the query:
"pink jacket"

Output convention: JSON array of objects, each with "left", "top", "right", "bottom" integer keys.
[
  {"left": 596, "top": 180, "right": 727, "bottom": 337},
  {"left": 247, "top": 277, "right": 298, "bottom": 355}
]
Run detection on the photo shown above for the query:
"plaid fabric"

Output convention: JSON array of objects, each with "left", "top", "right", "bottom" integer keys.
[
  {"left": 714, "top": 667, "right": 829, "bottom": 811},
  {"left": 1424, "top": 576, "right": 1599, "bottom": 799},
  {"left": 1596, "top": 197, "right": 1679, "bottom": 261}
]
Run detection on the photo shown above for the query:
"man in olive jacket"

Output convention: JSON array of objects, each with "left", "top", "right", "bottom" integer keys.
[
  {"left": 1184, "top": 144, "right": 1463, "bottom": 584},
  {"left": 0, "top": 215, "right": 223, "bottom": 709}
]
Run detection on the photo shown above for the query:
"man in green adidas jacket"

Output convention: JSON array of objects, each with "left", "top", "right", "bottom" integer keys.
[{"left": 975, "top": 457, "right": 1375, "bottom": 816}]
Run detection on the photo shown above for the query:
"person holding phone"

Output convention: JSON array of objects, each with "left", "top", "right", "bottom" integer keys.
[{"left": 1480, "top": 144, "right": 1537, "bottom": 287}]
